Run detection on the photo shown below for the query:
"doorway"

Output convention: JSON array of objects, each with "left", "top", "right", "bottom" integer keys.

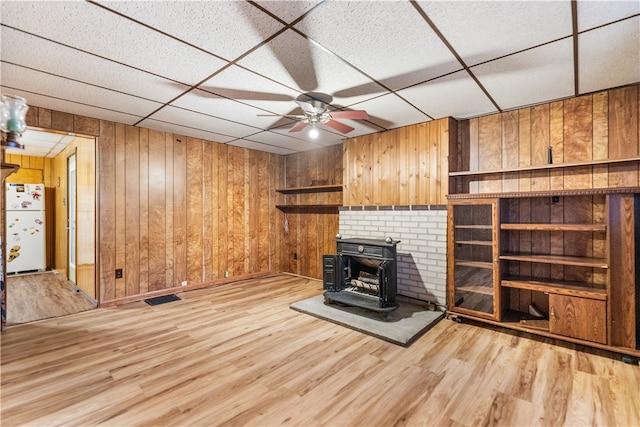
[
  {"left": 3, "top": 128, "right": 97, "bottom": 325},
  {"left": 68, "top": 153, "right": 76, "bottom": 284}
]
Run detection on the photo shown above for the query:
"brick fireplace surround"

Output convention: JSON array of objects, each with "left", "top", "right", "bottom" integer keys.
[{"left": 338, "top": 205, "right": 447, "bottom": 306}]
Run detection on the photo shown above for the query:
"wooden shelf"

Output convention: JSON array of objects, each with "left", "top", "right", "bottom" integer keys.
[
  {"left": 500, "top": 253, "right": 608, "bottom": 268},
  {"left": 456, "top": 285, "right": 494, "bottom": 295},
  {"left": 454, "top": 224, "right": 492, "bottom": 230},
  {"left": 501, "top": 223, "right": 606, "bottom": 232},
  {"left": 276, "top": 204, "right": 342, "bottom": 210},
  {"left": 276, "top": 185, "right": 342, "bottom": 194},
  {"left": 454, "top": 240, "right": 493, "bottom": 246},
  {"left": 455, "top": 259, "right": 493, "bottom": 269},
  {"left": 449, "top": 156, "right": 640, "bottom": 177},
  {"left": 447, "top": 186, "right": 640, "bottom": 199},
  {"left": 501, "top": 276, "right": 607, "bottom": 300}
]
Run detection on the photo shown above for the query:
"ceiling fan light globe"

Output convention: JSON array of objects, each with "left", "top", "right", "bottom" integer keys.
[{"left": 309, "top": 127, "right": 319, "bottom": 139}]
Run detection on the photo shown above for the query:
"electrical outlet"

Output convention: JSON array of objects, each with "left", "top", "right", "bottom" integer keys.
[
  {"left": 294, "top": 252, "right": 298, "bottom": 260},
  {"left": 225, "top": 270, "right": 229, "bottom": 278},
  {"left": 115, "top": 268, "right": 123, "bottom": 279},
  {"left": 181, "top": 280, "right": 188, "bottom": 286}
]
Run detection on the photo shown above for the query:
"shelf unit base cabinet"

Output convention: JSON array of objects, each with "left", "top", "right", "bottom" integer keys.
[
  {"left": 549, "top": 294, "right": 607, "bottom": 344},
  {"left": 447, "top": 191, "right": 640, "bottom": 359}
]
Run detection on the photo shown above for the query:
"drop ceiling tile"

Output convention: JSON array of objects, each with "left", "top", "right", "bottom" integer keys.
[
  {"left": 237, "top": 29, "right": 387, "bottom": 107},
  {"left": 418, "top": 0, "right": 573, "bottom": 66},
  {"left": 253, "top": 1, "right": 323, "bottom": 23},
  {"left": 196, "top": 65, "right": 302, "bottom": 115},
  {"left": 227, "top": 139, "right": 296, "bottom": 155},
  {"left": 398, "top": 70, "right": 498, "bottom": 120},
  {"left": 294, "top": 1, "right": 460, "bottom": 91},
  {"left": 247, "top": 129, "right": 336, "bottom": 152},
  {"left": 1, "top": 27, "right": 190, "bottom": 104},
  {"left": 578, "top": 1, "right": 640, "bottom": 31},
  {"left": 147, "top": 105, "right": 259, "bottom": 140},
  {"left": 95, "top": 1, "right": 284, "bottom": 61},
  {"left": 471, "top": 38, "right": 575, "bottom": 110},
  {"left": 170, "top": 88, "right": 287, "bottom": 131},
  {"left": 348, "top": 94, "right": 432, "bottom": 130},
  {"left": 0, "top": 1, "right": 226, "bottom": 85},
  {"left": 137, "top": 118, "right": 235, "bottom": 144},
  {"left": 0, "top": 87, "right": 145, "bottom": 127},
  {"left": 579, "top": 17, "right": 640, "bottom": 94},
  {"left": 1, "top": 63, "right": 163, "bottom": 118}
]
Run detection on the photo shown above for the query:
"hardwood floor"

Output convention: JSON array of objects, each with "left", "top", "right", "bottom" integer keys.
[
  {"left": 5, "top": 271, "right": 96, "bottom": 325},
  {"left": 1, "top": 273, "right": 639, "bottom": 426}
]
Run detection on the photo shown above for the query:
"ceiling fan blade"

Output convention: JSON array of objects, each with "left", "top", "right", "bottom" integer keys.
[
  {"left": 289, "top": 121, "right": 309, "bottom": 133},
  {"left": 295, "top": 100, "right": 317, "bottom": 114},
  {"left": 329, "top": 110, "right": 369, "bottom": 120},
  {"left": 325, "top": 119, "right": 354, "bottom": 134},
  {"left": 257, "top": 114, "right": 306, "bottom": 119}
]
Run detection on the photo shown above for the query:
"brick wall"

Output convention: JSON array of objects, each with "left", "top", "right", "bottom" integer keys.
[{"left": 338, "top": 205, "right": 447, "bottom": 306}]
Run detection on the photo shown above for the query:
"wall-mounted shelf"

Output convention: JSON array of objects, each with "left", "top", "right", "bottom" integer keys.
[
  {"left": 1, "top": 162, "right": 19, "bottom": 180},
  {"left": 500, "top": 223, "right": 606, "bottom": 232},
  {"left": 499, "top": 253, "right": 608, "bottom": 269},
  {"left": 276, "top": 184, "right": 342, "bottom": 194},
  {"left": 449, "top": 156, "right": 640, "bottom": 177},
  {"left": 447, "top": 186, "right": 640, "bottom": 199},
  {"left": 276, "top": 204, "right": 341, "bottom": 210}
]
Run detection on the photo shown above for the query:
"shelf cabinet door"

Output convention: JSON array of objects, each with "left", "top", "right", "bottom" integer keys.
[
  {"left": 448, "top": 199, "right": 500, "bottom": 320},
  {"left": 549, "top": 294, "right": 606, "bottom": 344}
]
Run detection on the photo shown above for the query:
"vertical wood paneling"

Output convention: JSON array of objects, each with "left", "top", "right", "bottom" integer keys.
[
  {"left": 428, "top": 121, "right": 440, "bottom": 202},
  {"left": 342, "top": 118, "right": 451, "bottom": 206},
  {"left": 501, "top": 111, "right": 519, "bottom": 193},
  {"left": 164, "top": 134, "right": 174, "bottom": 290},
  {"left": 201, "top": 141, "right": 214, "bottom": 281},
  {"left": 173, "top": 136, "right": 187, "bottom": 287},
  {"left": 592, "top": 92, "right": 609, "bottom": 188},
  {"left": 549, "top": 101, "right": 565, "bottom": 191},
  {"left": 530, "top": 104, "right": 550, "bottom": 192},
  {"left": 563, "top": 96, "right": 593, "bottom": 189},
  {"left": 518, "top": 108, "right": 532, "bottom": 191},
  {"left": 186, "top": 138, "right": 203, "bottom": 284},
  {"left": 114, "top": 124, "right": 126, "bottom": 299},
  {"left": 216, "top": 144, "right": 228, "bottom": 277},
  {"left": 98, "top": 122, "right": 115, "bottom": 302},
  {"left": 455, "top": 84, "right": 640, "bottom": 196},
  {"left": 609, "top": 86, "right": 639, "bottom": 187},
  {"left": 124, "top": 126, "right": 140, "bottom": 297},
  {"left": 138, "top": 129, "right": 149, "bottom": 295},
  {"left": 148, "top": 130, "right": 166, "bottom": 291},
  {"left": 477, "top": 115, "right": 502, "bottom": 193}
]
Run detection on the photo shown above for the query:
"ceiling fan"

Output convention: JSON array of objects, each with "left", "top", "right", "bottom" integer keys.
[{"left": 258, "top": 92, "right": 369, "bottom": 135}]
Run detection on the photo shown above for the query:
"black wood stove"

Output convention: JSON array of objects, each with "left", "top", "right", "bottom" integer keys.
[{"left": 323, "top": 237, "right": 400, "bottom": 319}]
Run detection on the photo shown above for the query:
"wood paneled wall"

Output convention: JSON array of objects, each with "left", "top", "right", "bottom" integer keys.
[
  {"left": 98, "top": 125, "right": 285, "bottom": 302},
  {"left": 24, "top": 107, "right": 286, "bottom": 304},
  {"left": 453, "top": 85, "right": 640, "bottom": 194},
  {"left": 281, "top": 145, "right": 342, "bottom": 279},
  {"left": 342, "top": 118, "right": 455, "bottom": 206}
]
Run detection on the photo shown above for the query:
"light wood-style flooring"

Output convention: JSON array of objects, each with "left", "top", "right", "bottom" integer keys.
[
  {"left": 5, "top": 271, "right": 96, "bottom": 325},
  {"left": 1, "top": 273, "right": 639, "bottom": 426}
]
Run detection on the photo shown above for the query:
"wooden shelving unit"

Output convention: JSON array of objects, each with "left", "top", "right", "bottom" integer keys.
[{"left": 447, "top": 191, "right": 640, "bottom": 358}]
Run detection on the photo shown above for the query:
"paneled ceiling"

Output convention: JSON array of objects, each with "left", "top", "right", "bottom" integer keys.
[{"left": 1, "top": 1, "right": 638, "bottom": 156}]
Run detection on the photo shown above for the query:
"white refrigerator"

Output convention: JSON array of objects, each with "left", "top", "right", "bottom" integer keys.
[{"left": 5, "top": 183, "right": 46, "bottom": 274}]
